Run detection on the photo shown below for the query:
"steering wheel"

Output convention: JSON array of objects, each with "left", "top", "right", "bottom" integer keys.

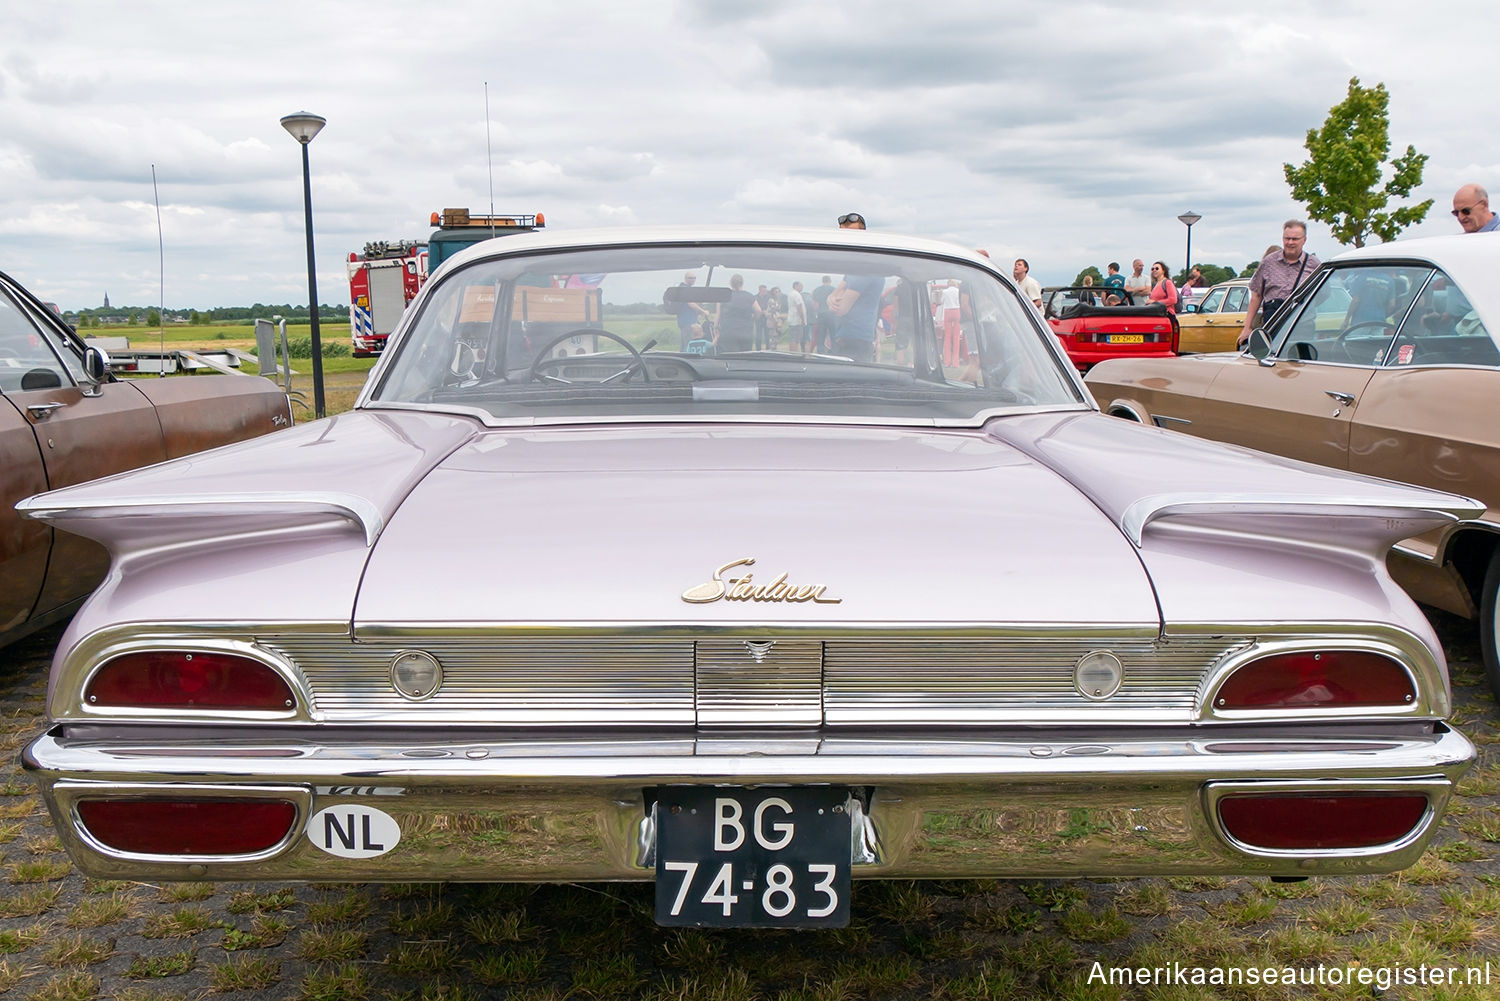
[
  {"left": 528, "top": 328, "right": 650, "bottom": 384},
  {"left": 1334, "top": 320, "right": 1395, "bottom": 363}
]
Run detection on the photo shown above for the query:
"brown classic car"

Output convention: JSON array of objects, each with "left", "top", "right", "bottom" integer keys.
[
  {"left": 1085, "top": 234, "right": 1500, "bottom": 694},
  {"left": 1, "top": 269, "right": 292, "bottom": 646}
]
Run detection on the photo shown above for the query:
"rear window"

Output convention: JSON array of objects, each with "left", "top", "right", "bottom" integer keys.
[{"left": 371, "top": 243, "right": 1083, "bottom": 425}]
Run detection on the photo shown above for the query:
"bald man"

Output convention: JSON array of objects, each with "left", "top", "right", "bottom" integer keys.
[{"left": 1453, "top": 184, "right": 1498, "bottom": 233}]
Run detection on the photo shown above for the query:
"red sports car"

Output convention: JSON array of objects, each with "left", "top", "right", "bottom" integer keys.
[{"left": 1043, "top": 286, "right": 1179, "bottom": 371}]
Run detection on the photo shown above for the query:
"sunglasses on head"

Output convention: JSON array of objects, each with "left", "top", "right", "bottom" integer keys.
[{"left": 838, "top": 213, "right": 865, "bottom": 226}]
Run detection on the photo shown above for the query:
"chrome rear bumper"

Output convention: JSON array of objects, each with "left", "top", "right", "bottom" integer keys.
[{"left": 24, "top": 725, "right": 1474, "bottom": 881}]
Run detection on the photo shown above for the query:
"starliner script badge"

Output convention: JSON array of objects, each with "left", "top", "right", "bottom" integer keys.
[{"left": 681, "top": 558, "right": 842, "bottom": 605}]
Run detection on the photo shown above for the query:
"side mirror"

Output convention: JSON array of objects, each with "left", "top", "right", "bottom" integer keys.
[
  {"left": 82, "top": 346, "right": 111, "bottom": 394},
  {"left": 1248, "top": 329, "right": 1274, "bottom": 365}
]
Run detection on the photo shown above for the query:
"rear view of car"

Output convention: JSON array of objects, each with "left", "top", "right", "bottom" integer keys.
[
  {"left": 1043, "top": 287, "right": 1178, "bottom": 371},
  {"left": 19, "top": 228, "right": 1477, "bottom": 929}
]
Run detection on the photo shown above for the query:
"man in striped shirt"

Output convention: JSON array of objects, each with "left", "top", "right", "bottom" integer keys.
[{"left": 1238, "top": 220, "right": 1320, "bottom": 348}]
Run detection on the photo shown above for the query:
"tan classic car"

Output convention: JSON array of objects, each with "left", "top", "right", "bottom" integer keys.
[
  {"left": 1176, "top": 278, "right": 1252, "bottom": 354},
  {"left": 1086, "top": 234, "right": 1500, "bottom": 695},
  {"left": 1, "top": 268, "right": 293, "bottom": 647}
]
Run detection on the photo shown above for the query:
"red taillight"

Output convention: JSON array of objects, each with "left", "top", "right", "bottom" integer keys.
[
  {"left": 77, "top": 799, "right": 297, "bottom": 855},
  {"left": 1218, "top": 793, "right": 1428, "bottom": 850},
  {"left": 86, "top": 651, "right": 294, "bottom": 711},
  {"left": 1215, "top": 651, "right": 1415, "bottom": 710}
]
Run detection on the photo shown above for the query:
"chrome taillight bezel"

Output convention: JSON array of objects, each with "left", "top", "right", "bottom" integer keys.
[{"left": 1199, "top": 634, "right": 1438, "bottom": 722}]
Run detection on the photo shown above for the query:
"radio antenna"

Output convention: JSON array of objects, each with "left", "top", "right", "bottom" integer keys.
[
  {"left": 484, "top": 82, "right": 495, "bottom": 238},
  {"left": 151, "top": 164, "right": 165, "bottom": 375}
]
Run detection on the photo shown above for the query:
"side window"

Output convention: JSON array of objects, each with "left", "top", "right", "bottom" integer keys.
[
  {"left": 1224, "top": 287, "right": 1249, "bottom": 312},
  {"left": 1276, "top": 266, "right": 1429, "bottom": 366},
  {"left": 1199, "top": 288, "right": 1226, "bottom": 314},
  {"left": 0, "top": 292, "right": 72, "bottom": 394},
  {"left": 1389, "top": 271, "right": 1500, "bottom": 368}
]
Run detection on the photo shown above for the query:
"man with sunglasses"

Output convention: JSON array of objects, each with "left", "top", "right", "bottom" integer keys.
[
  {"left": 1452, "top": 184, "right": 1498, "bottom": 234},
  {"left": 837, "top": 212, "right": 866, "bottom": 230}
]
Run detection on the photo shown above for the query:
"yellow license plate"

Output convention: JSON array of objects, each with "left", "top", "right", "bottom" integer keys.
[{"left": 1110, "top": 335, "right": 1144, "bottom": 344}]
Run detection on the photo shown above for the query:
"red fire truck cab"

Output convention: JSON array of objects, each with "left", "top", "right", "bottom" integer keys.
[{"left": 348, "top": 241, "right": 427, "bottom": 357}]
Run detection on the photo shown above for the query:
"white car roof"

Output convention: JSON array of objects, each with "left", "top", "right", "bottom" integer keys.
[
  {"left": 1330, "top": 232, "right": 1500, "bottom": 324},
  {"left": 440, "top": 225, "right": 1002, "bottom": 275}
]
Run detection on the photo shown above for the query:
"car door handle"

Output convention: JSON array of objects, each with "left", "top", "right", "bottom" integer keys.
[
  {"left": 1325, "top": 390, "right": 1356, "bottom": 406},
  {"left": 26, "top": 402, "right": 66, "bottom": 420}
]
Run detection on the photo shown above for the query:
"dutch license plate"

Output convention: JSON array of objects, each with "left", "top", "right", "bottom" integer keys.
[
  {"left": 1110, "top": 334, "right": 1145, "bottom": 343},
  {"left": 654, "top": 786, "right": 852, "bottom": 928}
]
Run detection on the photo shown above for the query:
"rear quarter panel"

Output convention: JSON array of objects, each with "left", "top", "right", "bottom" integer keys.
[
  {"left": 1084, "top": 355, "right": 1228, "bottom": 426},
  {"left": 124, "top": 375, "right": 290, "bottom": 458}
]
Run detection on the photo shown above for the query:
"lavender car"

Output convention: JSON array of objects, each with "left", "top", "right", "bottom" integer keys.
[{"left": 21, "top": 229, "right": 1478, "bottom": 928}]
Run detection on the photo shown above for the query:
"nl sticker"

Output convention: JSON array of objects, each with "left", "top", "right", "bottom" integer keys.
[{"left": 308, "top": 805, "right": 401, "bottom": 859}]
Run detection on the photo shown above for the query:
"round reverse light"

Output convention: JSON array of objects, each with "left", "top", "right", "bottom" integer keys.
[
  {"left": 390, "top": 651, "right": 442, "bottom": 701},
  {"left": 1074, "top": 651, "right": 1124, "bottom": 700}
]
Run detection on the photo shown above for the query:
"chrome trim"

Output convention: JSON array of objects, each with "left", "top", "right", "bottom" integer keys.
[
  {"left": 1175, "top": 622, "right": 1448, "bottom": 721},
  {"left": 1201, "top": 778, "right": 1448, "bottom": 860},
  {"left": 1102, "top": 403, "right": 1146, "bottom": 423},
  {"left": 358, "top": 400, "right": 1093, "bottom": 431},
  {"left": 17, "top": 491, "right": 385, "bottom": 546},
  {"left": 389, "top": 650, "right": 444, "bottom": 702},
  {"left": 1119, "top": 492, "right": 1475, "bottom": 547},
  {"left": 1150, "top": 413, "right": 1192, "bottom": 428},
  {"left": 696, "top": 639, "right": 822, "bottom": 726},
  {"left": 25, "top": 727, "right": 1474, "bottom": 881},
  {"left": 1199, "top": 634, "right": 1441, "bottom": 720},
  {"left": 55, "top": 781, "right": 312, "bottom": 865},
  {"left": 54, "top": 621, "right": 1452, "bottom": 727},
  {"left": 62, "top": 633, "right": 310, "bottom": 723}
]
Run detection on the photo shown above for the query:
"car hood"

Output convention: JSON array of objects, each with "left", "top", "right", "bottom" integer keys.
[{"left": 352, "top": 425, "right": 1161, "bottom": 630}]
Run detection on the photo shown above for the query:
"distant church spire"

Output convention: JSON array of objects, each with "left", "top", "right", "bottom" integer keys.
[{"left": 103, "top": 291, "right": 111, "bottom": 309}]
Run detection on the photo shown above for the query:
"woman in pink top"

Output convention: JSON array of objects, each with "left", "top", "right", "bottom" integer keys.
[{"left": 1149, "top": 261, "right": 1178, "bottom": 313}]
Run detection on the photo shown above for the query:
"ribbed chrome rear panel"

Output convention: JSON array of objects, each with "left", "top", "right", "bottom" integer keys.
[
  {"left": 824, "top": 637, "right": 1230, "bottom": 722},
  {"left": 262, "top": 633, "right": 1245, "bottom": 726},
  {"left": 262, "top": 637, "right": 697, "bottom": 724},
  {"left": 696, "top": 639, "right": 823, "bottom": 725}
]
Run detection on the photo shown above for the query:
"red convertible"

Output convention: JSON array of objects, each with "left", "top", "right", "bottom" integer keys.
[{"left": 1043, "top": 287, "right": 1179, "bottom": 372}]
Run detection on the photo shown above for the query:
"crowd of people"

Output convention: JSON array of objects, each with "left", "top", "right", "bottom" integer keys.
[
  {"left": 668, "top": 184, "right": 1497, "bottom": 360},
  {"left": 668, "top": 211, "right": 888, "bottom": 360}
]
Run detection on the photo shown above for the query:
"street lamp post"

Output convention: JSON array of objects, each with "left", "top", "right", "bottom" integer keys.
[
  {"left": 1177, "top": 211, "right": 1202, "bottom": 282},
  {"left": 281, "top": 112, "right": 327, "bottom": 418}
]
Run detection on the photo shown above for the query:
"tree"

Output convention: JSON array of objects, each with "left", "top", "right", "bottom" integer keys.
[
  {"left": 1072, "top": 266, "right": 1103, "bottom": 287},
  {"left": 1174, "top": 264, "right": 1238, "bottom": 287},
  {"left": 146, "top": 309, "right": 161, "bottom": 327},
  {"left": 1284, "top": 77, "right": 1432, "bottom": 248},
  {"left": 1240, "top": 261, "right": 1260, "bottom": 279}
]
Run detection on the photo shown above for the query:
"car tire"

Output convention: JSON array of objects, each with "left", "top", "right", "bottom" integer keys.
[{"left": 1482, "top": 549, "right": 1500, "bottom": 699}]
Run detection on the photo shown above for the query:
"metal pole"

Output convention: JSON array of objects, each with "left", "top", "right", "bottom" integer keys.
[
  {"left": 300, "top": 142, "right": 326, "bottom": 418},
  {"left": 1184, "top": 223, "right": 1193, "bottom": 280}
]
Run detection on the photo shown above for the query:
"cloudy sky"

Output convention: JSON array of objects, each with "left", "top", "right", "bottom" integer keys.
[{"left": 2, "top": 0, "right": 1492, "bottom": 312}]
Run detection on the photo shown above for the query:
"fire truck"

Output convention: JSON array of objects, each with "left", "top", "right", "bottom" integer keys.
[
  {"left": 347, "top": 240, "right": 427, "bottom": 357},
  {"left": 348, "top": 210, "right": 545, "bottom": 357}
]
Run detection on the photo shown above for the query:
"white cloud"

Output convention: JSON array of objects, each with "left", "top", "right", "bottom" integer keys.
[{"left": 0, "top": 0, "right": 1491, "bottom": 309}]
